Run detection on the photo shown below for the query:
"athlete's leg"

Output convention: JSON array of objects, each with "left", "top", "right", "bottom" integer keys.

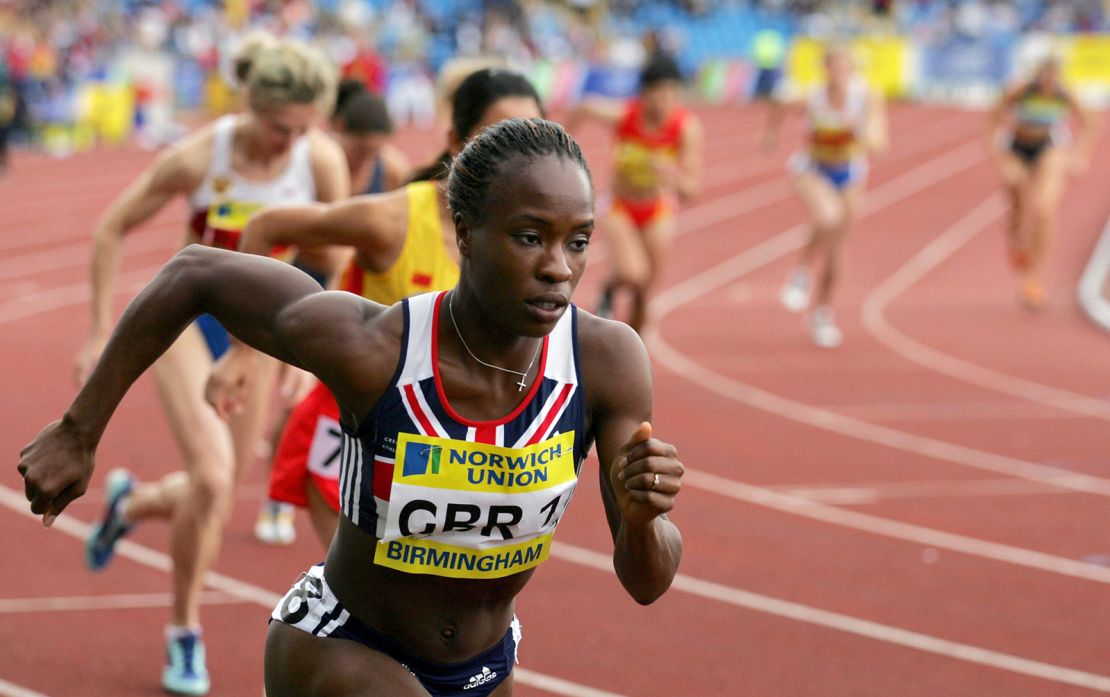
[
  {"left": 1027, "top": 147, "right": 1067, "bottom": 274},
  {"left": 602, "top": 206, "right": 650, "bottom": 322},
  {"left": 781, "top": 171, "right": 842, "bottom": 312},
  {"left": 305, "top": 480, "right": 340, "bottom": 550},
  {"left": 265, "top": 622, "right": 428, "bottom": 697},
  {"left": 631, "top": 209, "right": 676, "bottom": 332},
  {"left": 793, "top": 170, "right": 845, "bottom": 266},
  {"left": 138, "top": 325, "right": 237, "bottom": 629},
  {"left": 813, "top": 183, "right": 862, "bottom": 308},
  {"left": 994, "top": 150, "right": 1031, "bottom": 269}
]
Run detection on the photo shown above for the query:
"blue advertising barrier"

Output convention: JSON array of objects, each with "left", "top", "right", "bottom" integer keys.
[{"left": 920, "top": 38, "right": 1013, "bottom": 87}]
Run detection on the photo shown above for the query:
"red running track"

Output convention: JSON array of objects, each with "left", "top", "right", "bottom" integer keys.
[{"left": 1, "top": 103, "right": 1109, "bottom": 697}]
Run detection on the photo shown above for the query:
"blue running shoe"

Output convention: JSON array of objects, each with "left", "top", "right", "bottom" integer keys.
[
  {"left": 84, "top": 468, "right": 135, "bottom": 571},
  {"left": 163, "top": 629, "right": 210, "bottom": 696}
]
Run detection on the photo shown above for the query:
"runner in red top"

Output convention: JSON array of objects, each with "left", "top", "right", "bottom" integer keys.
[{"left": 567, "top": 54, "right": 703, "bottom": 333}]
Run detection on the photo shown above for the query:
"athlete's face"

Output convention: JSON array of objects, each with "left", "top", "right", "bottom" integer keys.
[
  {"left": 1036, "top": 61, "right": 1061, "bottom": 92},
  {"left": 641, "top": 81, "right": 681, "bottom": 122},
  {"left": 448, "top": 96, "right": 542, "bottom": 154},
  {"left": 252, "top": 102, "right": 320, "bottom": 156},
  {"left": 825, "top": 50, "right": 854, "bottom": 88},
  {"left": 459, "top": 154, "right": 594, "bottom": 336},
  {"left": 333, "top": 126, "right": 388, "bottom": 171}
]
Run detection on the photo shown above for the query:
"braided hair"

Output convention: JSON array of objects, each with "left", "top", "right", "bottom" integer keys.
[{"left": 447, "top": 118, "right": 591, "bottom": 227}]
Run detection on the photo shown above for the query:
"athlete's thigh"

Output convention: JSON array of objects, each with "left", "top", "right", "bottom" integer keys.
[
  {"left": 604, "top": 207, "right": 650, "bottom": 284},
  {"left": 1030, "top": 147, "right": 1067, "bottom": 211},
  {"left": 640, "top": 210, "right": 676, "bottom": 277},
  {"left": 792, "top": 170, "right": 843, "bottom": 229},
  {"left": 151, "top": 324, "right": 235, "bottom": 469},
  {"left": 265, "top": 621, "right": 428, "bottom": 697},
  {"left": 994, "top": 149, "right": 1030, "bottom": 190}
]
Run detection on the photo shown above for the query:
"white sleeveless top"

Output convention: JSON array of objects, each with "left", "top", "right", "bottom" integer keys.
[
  {"left": 187, "top": 115, "right": 316, "bottom": 251},
  {"left": 805, "top": 78, "right": 870, "bottom": 165}
]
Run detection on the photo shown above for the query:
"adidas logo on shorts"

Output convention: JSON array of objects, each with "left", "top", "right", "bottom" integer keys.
[{"left": 463, "top": 666, "right": 497, "bottom": 690}]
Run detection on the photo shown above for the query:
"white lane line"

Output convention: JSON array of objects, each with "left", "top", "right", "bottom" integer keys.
[
  {"left": 512, "top": 669, "right": 627, "bottom": 697},
  {"left": 0, "top": 678, "right": 51, "bottom": 697},
  {"left": 861, "top": 195, "right": 1110, "bottom": 420},
  {"left": 679, "top": 469, "right": 1110, "bottom": 584},
  {"left": 0, "top": 486, "right": 624, "bottom": 697},
  {"left": 777, "top": 476, "right": 1075, "bottom": 505},
  {"left": 551, "top": 543, "right": 1110, "bottom": 693},
  {"left": 0, "top": 231, "right": 177, "bottom": 282},
  {"left": 0, "top": 267, "right": 158, "bottom": 324},
  {"left": 0, "top": 591, "right": 244, "bottom": 614},
  {"left": 1078, "top": 211, "right": 1110, "bottom": 333},
  {"left": 823, "top": 398, "right": 1087, "bottom": 422}
]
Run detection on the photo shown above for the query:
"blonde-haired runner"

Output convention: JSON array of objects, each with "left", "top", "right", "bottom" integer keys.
[
  {"left": 763, "top": 43, "right": 887, "bottom": 348},
  {"left": 73, "top": 32, "right": 349, "bottom": 695}
]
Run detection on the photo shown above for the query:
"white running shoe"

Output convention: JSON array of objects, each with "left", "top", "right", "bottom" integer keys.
[
  {"left": 779, "top": 269, "right": 811, "bottom": 313},
  {"left": 254, "top": 500, "right": 296, "bottom": 546},
  {"left": 809, "top": 306, "right": 843, "bottom": 349}
]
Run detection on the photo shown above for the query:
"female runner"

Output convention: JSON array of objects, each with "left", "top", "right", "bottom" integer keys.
[
  {"left": 987, "top": 56, "right": 1092, "bottom": 309},
  {"left": 20, "top": 117, "right": 685, "bottom": 696},
  {"left": 72, "top": 33, "right": 348, "bottom": 695},
  {"left": 566, "top": 54, "right": 703, "bottom": 333},
  {"left": 764, "top": 44, "right": 887, "bottom": 348}
]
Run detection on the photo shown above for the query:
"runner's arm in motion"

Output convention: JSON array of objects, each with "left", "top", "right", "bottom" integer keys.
[
  {"left": 564, "top": 98, "right": 625, "bottom": 132},
  {"left": 985, "top": 84, "right": 1022, "bottom": 155},
  {"left": 670, "top": 116, "right": 704, "bottom": 201},
  {"left": 21, "top": 245, "right": 388, "bottom": 525},
  {"left": 587, "top": 319, "right": 684, "bottom": 604},
  {"left": 1065, "top": 90, "right": 1095, "bottom": 174},
  {"left": 78, "top": 140, "right": 207, "bottom": 383},
  {"left": 760, "top": 93, "right": 803, "bottom": 152},
  {"left": 864, "top": 89, "right": 889, "bottom": 155},
  {"left": 240, "top": 188, "right": 407, "bottom": 260}
]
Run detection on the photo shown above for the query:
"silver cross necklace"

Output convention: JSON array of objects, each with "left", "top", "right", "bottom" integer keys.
[{"left": 448, "top": 293, "right": 542, "bottom": 391}]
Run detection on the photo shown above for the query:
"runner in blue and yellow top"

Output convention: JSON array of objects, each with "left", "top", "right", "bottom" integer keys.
[
  {"left": 235, "top": 68, "right": 542, "bottom": 550},
  {"left": 21, "top": 118, "right": 686, "bottom": 697},
  {"left": 763, "top": 44, "right": 888, "bottom": 348},
  {"left": 987, "top": 56, "right": 1093, "bottom": 310},
  {"left": 72, "top": 32, "right": 349, "bottom": 696},
  {"left": 567, "top": 54, "right": 704, "bottom": 333}
]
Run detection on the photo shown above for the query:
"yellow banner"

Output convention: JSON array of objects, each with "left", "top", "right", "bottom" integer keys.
[
  {"left": 786, "top": 37, "right": 911, "bottom": 98},
  {"left": 1062, "top": 36, "right": 1110, "bottom": 89}
]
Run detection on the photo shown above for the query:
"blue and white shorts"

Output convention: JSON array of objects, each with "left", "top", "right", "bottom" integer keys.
[
  {"left": 790, "top": 152, "right": 868, "bottom": 191},
  {"left": 271, "top": 564, "right": 521, "bottom": 696}
]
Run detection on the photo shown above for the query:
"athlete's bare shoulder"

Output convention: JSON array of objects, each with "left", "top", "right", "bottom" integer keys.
[
  {"left": 149, "top": 122, "right": 218, "bottom": 194},
  {"left": 574, "top": 310, "right": 652, "bottom": 410}
]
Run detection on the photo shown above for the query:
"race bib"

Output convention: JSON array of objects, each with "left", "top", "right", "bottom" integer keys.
[
  {"left": 374, "top": 431, "right": 577, "bottom": 579},
  {"left": 203, "top": 200, "right": 261, "bottom": 251},
  {"left": 306, "top": 415, "right": 343, "bottom": 481}
]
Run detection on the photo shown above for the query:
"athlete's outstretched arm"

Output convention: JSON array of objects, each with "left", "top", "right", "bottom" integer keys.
[
  {"left": 671, "top": 116, "right": 704, "bottom": 201},
  {"left": 583, "top": 316, "right": 684, "bottom": 605},
  {"left": 564, "top": 98, "right": 624, "bottom": 132},
  {"left": 20, "top": 245, "right": 382, "bottom": 525},
  {"left": 78, "top": 140, "right": 207, "bottom": 384},
  {"left": 240, "top": 189, "right": 406, "bottom": 259},
  {"left": 1066, "top": 91, "right": 1095, "bottom": 173},
  {"left": 760, "top": 93, "right": 801, "bottom": 152}
]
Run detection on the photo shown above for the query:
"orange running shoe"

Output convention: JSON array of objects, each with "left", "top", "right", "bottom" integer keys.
[{"left": 1019, "top": 277, "right": 1045, "bottom": 311}]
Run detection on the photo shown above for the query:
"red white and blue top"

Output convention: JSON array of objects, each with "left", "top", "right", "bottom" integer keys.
[{"left": 339, "top": 291, "right": 588, "bottom": 580}]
